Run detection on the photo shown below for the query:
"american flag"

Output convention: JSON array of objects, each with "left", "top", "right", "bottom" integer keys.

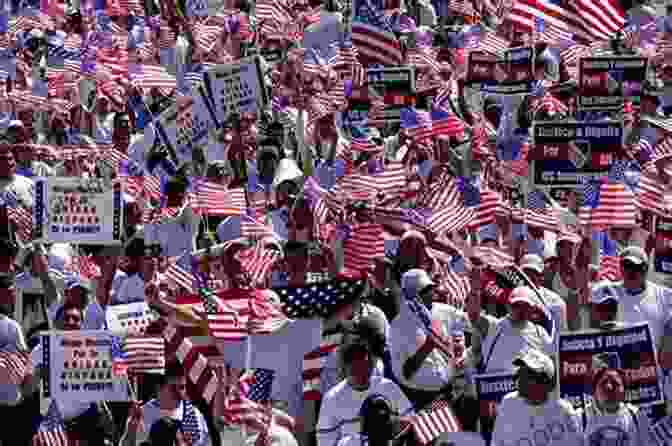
[
  {"left": 239, "top": 244, "right": 282, "bottom": 287},
  {"left": 457, "top": 176, "right": 481, "bottom": 208},
  {"left": 0, "top": 350, "right": 29, "bottom": 385},
  {"left": 182, "top": 401, "right": 202, "bottom": 445},
  {"left": 400, "top": 108, "right": 434, "bottom": 141},
  {"left": 223, "top": 367, "right": 274, "bottom": 433},
  {"left": 247, "top": 290, "right": 289, "bottom": 335},
  {"left": 110, "top": 336, "right": 129, "bottom": 377},
  {"left": 598, "top": 232, "right": 621, "bottom": 281},
  {"left": 579, "top": 180, "right": 637, "bottom": 229},
  {"left": 274, "top": 272, "right": 367, "bottom": 319},
  {"left": 509, "top": 0, "right": 623, "bottom": 43},
  {"left": 338, "top": 162, "right": 407, "bottom": 201},
  {"left": 302, "top": 341, "right": 339, "bottom": 401},
  {"left": 163, "top": 259, "right": 196, "bottom": 294},
  {"left": 636, "top": 172, "right": 666, "bottom": 215},
  {"left": 351, "top": 21, "right": 403, "bottom": 66},
  {"left": 33, "top": 401, "right": 68, "bottom": 446},
  {"left": 163, "top": 324, "right": 219, "bottom": 404},
  {"left": 430, "top": 107, "right": 465, "bottom": 139},
  {"left": 192, "top": 180, "right": 245, "bottom": 216},
  {"left": 467, "top": 189, "right": 500, "bottom": 230},
  {"left": 200, "top": 285, "right": 245, "bottom": 341},
  {"left": 411, "top": 398, "right": 461, "bottom": 445},
  {"left": 122, "top": 336, "right": 165, "bottom": 374},
  {"left": 342, "top": 223, "right": 386, "bottom": 272}
]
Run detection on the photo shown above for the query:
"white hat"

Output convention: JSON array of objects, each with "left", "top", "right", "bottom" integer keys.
[
  {"left": 590, "top": 281, "right": 619, "bottom": 304},
  {"left": 272, "top": 158, "right": 303, "bottom": 190},
  {"left": 509, "top": 286, "right": 537, "bottom": 306},
  {"left": 519, "top": 254, "right": 544, "bottom": 274},
  {"left": 513, "top": 348, "right": 555, "bottom": 381}
]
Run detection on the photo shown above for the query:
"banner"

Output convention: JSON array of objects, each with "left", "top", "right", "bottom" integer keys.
[
  {"left": 558, "top": 323, "right": 664, "bottom": 411},
  {"left": 156, "top": 97, "right": 212, "bottom": 166},
  {"left": 466, "top": 51, "right": 497, "bottom": 88},
  {"left": 347, "top": 66, "right": 416, "bottom": 125},
  {"left": 530, "top": 121, "right": 623, "bottom": 202},
  {"left": 200, "top": 56, "right": 267, "bottom": 124},
  {"left": 478, "top": 46, "right": 535, "bottom": 95},
  {"left": 105, "top": 302, "right": 159, "bottom": 336},
  {"left": 42, "top": 330, "right": 130, "bottom": 403},
  {"left": 474, "top": 371, "right": 517, "bottom": 428},
  {"left": 34, "top": 177, "right": 123, "bottom": 245},
  {"left": 578, "top": 56, "right": 647, "bottom": 111}
]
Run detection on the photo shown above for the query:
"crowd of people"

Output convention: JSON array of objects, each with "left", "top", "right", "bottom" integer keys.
[{"left": 0, "top": 0, "right": 670, "bottom": 445}]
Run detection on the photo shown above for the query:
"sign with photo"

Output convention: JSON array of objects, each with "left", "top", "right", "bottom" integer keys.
[
  {"left": 578, "top": 56, "right": 647, "bottom": 111},
  {"left": 34, "top": 177, "right": 123, "bottom": 245},
  {"left": 558, "top": 323, "right": 664, "bottom": 411},
  {"left": 42, "top": 330, "right": 130, "bottom": 404}
]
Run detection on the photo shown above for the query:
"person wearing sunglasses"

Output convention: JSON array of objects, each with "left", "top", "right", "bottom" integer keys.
[
  {"left": 611, "top": 246, "right": 672, "bottom": 357},
  {"left": 120, "top": 360, "right": 210, "bottom": 446},
  {"left": 491, "top": 349, "right": 582, "bottom": 446}
]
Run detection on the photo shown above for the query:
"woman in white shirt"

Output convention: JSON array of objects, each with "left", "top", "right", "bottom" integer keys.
[{"left": 576, "top": 352, "right": 651, "bottom": 446}]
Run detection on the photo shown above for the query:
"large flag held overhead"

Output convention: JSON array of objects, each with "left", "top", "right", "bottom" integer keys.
[{"left": 274, "top": 271, "right": 367, "bottom": 319}]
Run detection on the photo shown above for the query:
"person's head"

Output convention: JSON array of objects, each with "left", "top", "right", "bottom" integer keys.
[
  {"left": 619, "top": 246, "right": 648, "bottom": 290},
  {"left": 341, "top": 342, "right": 375, "bottom": 390},
  {"left": 401, "top": 269, "right": 434, "bottom": 307},
  {"left": 340, "top": 315, "right": 387, "bottom": 360},
  {"left": 359, "top": 394, "right": 399, "bottom": 439},
  {"left": 113, "top": 112, "right": 131, "bottom": 148},
  {"left": 56, "top": 302, "right": 83, "bottom": 331},
  {"left": 0, "top": 146, "right": 16, "bottom": 178},
  {"left": 556, "top": 237, "right": 575, "bottom": 263},
  {"left": 519, "top": 254, "right": 544, "bottom": 286},
  {"left": 507, "top": 287, "right": 537, "bottom": 322},
  {"left": 592, "top": 352, "right": 626, "bottom": 412},
  {"left": 513, "top": 349, "right": 555, "bottom": 405},
  {"left": 0, "top": 274, "right": 15, "bottom": 315},
  {"left": 158, "top": 361, "right": 187, "bottom": 403},
  {"left": 64, "top": 280, "right": 89, "bottom": 310},
  {"left": 164, "top": 176, "right": 188, "bottom": 208},
  {"left": 398, "top": 231, "right": 428, "bottom": 270},
  {"left": 590, "top": 281, "right": 619, "bottom": 329},
  {"left": 147, "top": 417, "right": 188, "bottom": 446}
]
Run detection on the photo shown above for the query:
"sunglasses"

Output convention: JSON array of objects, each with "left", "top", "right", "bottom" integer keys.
[{"left": 622, "top": 261, "right": 646, "bottom": 273}]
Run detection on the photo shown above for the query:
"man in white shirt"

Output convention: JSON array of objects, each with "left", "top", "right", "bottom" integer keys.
[
  {"left": 121, "top": 360, "right": 210, "bottom": 446},
  {"left": 609, "top": 246, "right": 672, "bottom": 354},
  {"left": 0, "top": 145, "right": 34, "bottom": 209},
  {"left": 491, "top": 349, "right": 582, "bottom": 446},
  {"left": 317, "top": 340, "right": 414, "bottom": 446}
]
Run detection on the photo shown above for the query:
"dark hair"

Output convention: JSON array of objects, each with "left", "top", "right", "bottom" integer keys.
[
  {"left": 55, "top": 302, "right": 82, "bottom": 323},
  {"left": 125, "top": 237, "right": 145, "bottom": 257},
  {"left": 158, "top": 360, "right": 185, "bottom": 387},
  {"left": 147, "top": 417, "right": 183, "bottom": 446}
]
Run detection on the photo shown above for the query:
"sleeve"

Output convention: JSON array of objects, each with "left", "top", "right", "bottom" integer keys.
[
  {"left": 316, "top": 393, "right": 341, "bottom": 446},
  {"left": 12, "top": 319, "right": 27, "bottom": 352},
  {"left": 387, "top": 382, "right": 414, "bottom": 417},
  {"left": 82, "top": 302, "right": 105, "bottom": 330},
  {"left": 561, "top": 401, "right": 584, "bottom": 446},
  {"left": 195, "top": 407, "right": 211, "bottom": 446},
  {"left": 30, "top": 345, "right": 42, "bottom": 369}
]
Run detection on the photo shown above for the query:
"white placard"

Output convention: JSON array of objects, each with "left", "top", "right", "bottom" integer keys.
[
  {"left": 105, "top": 302, "right": 159, "bottom": 336},
  {"left": 33, "top": 177, "right": 124, "bottom": 245},
  {"left": 42, "top": 330, "right": 130, "bottom": 404}
]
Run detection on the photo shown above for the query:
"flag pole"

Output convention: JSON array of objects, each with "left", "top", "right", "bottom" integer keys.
[{"left": 242, "top": 335, "right": 253, "bottom": 445}]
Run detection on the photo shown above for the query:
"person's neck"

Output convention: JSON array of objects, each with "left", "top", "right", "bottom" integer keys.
[{"left": 597, "top": 399, "right": 621, "bottom": 414}]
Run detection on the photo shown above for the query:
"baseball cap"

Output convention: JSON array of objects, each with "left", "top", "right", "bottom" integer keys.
[
  {"left": 513, "top": 348, "right": 555, "bottom": 381},
  {"left": 509, "top": 286, "right": 537, "bottom": 306},
  {"left": 519, "top": 254, "right": 544, "bottom": 274},
  {"left": 590, "top": 281, "right": 619, "bottom": 304},
  {"left": 401, "top": 269, "right": 434, "bottom": 298},
  {"left": 620, "top": 245, "right": 648, "bottom": 266}
]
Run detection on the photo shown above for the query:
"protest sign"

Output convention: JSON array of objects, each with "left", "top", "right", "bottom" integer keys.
[
  {"left": 558, "top": 323, "right": 664, "bottom": 411},
  {"left": 434, "top": 432, "right": 486, "bottom": 446},
  {"left": 200, "top": 56, "right": 267, "bottom": 124},
  {"left": 474, "top": 371, "right": 517, "bottom": 429},
  {"left": 530, "top": 121, "right": 623, "bottom": 203},
  {"left": 578, "top": 56, "right": 647, "bottom": 111},
  {"left": 34, "top": 177, "right": 123, "bottom": 245},
  {"left": 105, "top": 302, "right": 159, "bottom": 336},
  {"left": 41, "top": 330, "right": 130, "bottom": 403},
  {"left": 366, "top": 66, "right": 416, "bottom": 123},
  {"left": 654, "top": 215, "right": 672, "bottom": 275},
  {"left": 466, "top": 51, "right": 497, "bottom": 87},
  {"left": 157, "top": 97, "right": 211, "bottom": 166},
  {"left": 479, "top": 47, "right": 534, "bottom": 95}
]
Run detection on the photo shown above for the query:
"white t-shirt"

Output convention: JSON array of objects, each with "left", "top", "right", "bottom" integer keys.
[
  {"left": 613, "top": 281, "right": 672, "bottom": 351},
  {"left": 0, "top": 174, "right": 34, "bottom": 209},
  {"left": 491, "top": 392, "right": 583, "bottom": 446},
  {"left": 388, "top": 300, "right": 457, "bottom": 392},
  {"left": 316, "top": 375, "right": 414, "bottom": 446},
  {"left": 83, "top": 270, "right": 145, "bottom": 329},
  {"left": 576, "top": 402, "right": 650, "bottom": 446},
  {"left": 479, "top": 315, "right": 555, "bottom": 373}
]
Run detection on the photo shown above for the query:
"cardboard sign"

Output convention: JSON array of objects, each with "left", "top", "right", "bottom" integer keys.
[
  {"left": 558, "top": 323, "right": 664, "bottom": 410},
  {"left": 34, "top": 177, "right": 123, "bottom": 245},
  {"left": 201, "top": 56, "right": 267, "bottom": 123},
  {"left": 105, "top": 302, "right": 159, "bottom": 336},
  {"left": 42, "top": 330, "right": 130, "bottom": 403},
  {"left": 531, "top": 121, "right": 623, "bottom": 196},
  {"left": 578, "top": 57, "right": 647, "bottom": 111}
]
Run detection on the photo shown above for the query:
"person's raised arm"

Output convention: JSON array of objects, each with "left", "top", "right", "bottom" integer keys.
[
  {"left": 30, "top": 247, "right": 58, "bottom": 308},
  {"left": 96, "top": 256, "right": 118, "bottom": 308}
]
